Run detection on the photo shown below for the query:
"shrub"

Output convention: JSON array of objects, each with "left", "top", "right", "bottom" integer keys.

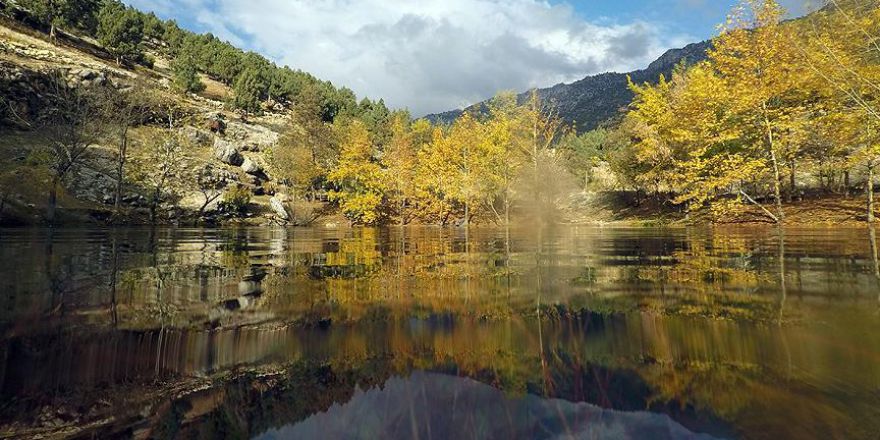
[{"left": 221, "top": 185, "right": 251, "bottom": 214}]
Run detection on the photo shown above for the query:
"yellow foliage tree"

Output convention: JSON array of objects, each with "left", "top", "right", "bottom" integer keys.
[
  {"left": 709, "top": 0, "right": 809, "bottom": 222},
  {"left": 417, "top": 113, "right": 491, "bottom": 225},
  {"left": 800, "top": 0, "right": 880, "bottom": 222},
  {"left": 328, "top": 120, "right": 387, "bottom": 224},
  {"left": 382, "top": 112, "right": 430, "bottom": 225}
]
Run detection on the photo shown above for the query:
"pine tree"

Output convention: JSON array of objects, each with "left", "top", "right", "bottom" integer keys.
[
  {"left": 232, "top": 66, "right": 269, "bottom": 113},
  {"left": 171, "top": 52, "right": 205, "bottom": 94},
  {"left": 97, "top": 2, "right": 144, "bottom": 65}
]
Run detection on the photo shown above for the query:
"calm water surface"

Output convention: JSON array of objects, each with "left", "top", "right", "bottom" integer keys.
[{"left": 0, "top": 225, "right": 878, "bottom": 439}]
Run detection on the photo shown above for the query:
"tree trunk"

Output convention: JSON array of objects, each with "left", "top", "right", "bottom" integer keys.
[
  {"left": 464, "top": 200, "right": 469, "bottom": 229},
  {"left": 149, "top": 187, "right": 161, "bottom": 224},
  {"left": 288, "top": 187, "right": 296, "bottom": 226},
  {"left": 504, "top": 190, "right": 511, "bottom": 227},
  {"left": 869, "top": 225, "right": 880, "bottom": 283},
  {"left": 762, "top": 103, "right": 784, "bottom": 223},
  {"left": 845, "top": 171, "right": 851, "bottom": 198},
  {"left": 768, "top": 145, "right": 785, "bottom": 223},
  {"left": 47, "top": 178, "right": 59, "bottom": 226},
  {"left": 0, "top": 192, "right": 6, "bottom": 223},
  {"left": 788, "top": 161, "right": 796, "bottom": 202},
  {"left": 114, "top": 128, "right": 129, "bottom": 215},
  {"left": 399, "top": 198, "right": 405, "bottom": 227},
  {"left": 199, "top": 194, "right": 212, "bottom": 214},
  {"left": 868, "top": 163, "right": 876, "bottom": 224}
]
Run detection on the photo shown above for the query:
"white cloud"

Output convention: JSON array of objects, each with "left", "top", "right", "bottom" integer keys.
[{"left": 125, "top": 0, "right": 693, "bottom": 116}]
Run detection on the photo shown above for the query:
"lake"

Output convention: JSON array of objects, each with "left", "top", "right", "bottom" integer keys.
[{"left": 0, "top": 225, "right": 878, "bottom": 439}]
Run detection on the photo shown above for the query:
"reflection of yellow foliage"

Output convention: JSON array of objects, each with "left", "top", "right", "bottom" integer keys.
[{"left": 637, "top": 234, "right": 763, "bottom": 294}]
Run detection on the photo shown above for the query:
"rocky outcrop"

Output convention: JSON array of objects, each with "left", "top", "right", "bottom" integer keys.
[
  {"left": 65, "top": 68, "right": 107, "bottom": 87},
  {"left": 213, "top": 138, "right": 243, "bottom": 166},
  {"left": 0, "top": 62, "right": 131, "bottom": 128},
  {"left": 269, "top": 196, "right": 289, "bottom": 221},
  {"left": 241, "top": 157, "right": 262, "bottom": 175},
  {"left": 181, "top": 126, "right": 212, "bottom": 146}
]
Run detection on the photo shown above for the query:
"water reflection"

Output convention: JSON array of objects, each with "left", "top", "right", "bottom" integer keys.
[
  {"left": 0, "top": 226, "right": 879, "bottom": 439},
  {"left": 870, "top": 225, "right": 880, "bottom": 304},
  {"left": 2, "top": 226, "right": 879, "bottom": 331},
  {"left": 257, "top": 371, "right": 719, "bottom": 440}
]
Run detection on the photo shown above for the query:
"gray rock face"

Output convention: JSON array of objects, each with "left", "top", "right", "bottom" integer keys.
[
  {"left": 214, "top": 139, "right": 243, "bottom": 166},
  {"left": 181, "top": 126, "right": 212, "bottom": 146},
  {"left": 241, "top": 157, "right": 262, "bottom": 175},
  {"left": 65, "top": 68, "right": 108, "bottom": 88},
  {"left": 269, "top": 196, "right": 289, "bottom": 221}
]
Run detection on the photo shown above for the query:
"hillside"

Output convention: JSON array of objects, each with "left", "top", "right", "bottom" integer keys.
[
  {"left": 425, "top": 40, "right": 711, "bottom": 132},
  {"left": 0, "top": 17, "right": 319, "bottom": 226}
]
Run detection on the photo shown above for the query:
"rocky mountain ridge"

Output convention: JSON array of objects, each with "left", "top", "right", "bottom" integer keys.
[{"left": 425, "top": 40, "right": 712, "bottom": 132}]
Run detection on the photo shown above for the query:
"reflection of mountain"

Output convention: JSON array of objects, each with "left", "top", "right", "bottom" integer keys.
[{"left": 257, "top": 371, "right": 719, "bottom": 440}]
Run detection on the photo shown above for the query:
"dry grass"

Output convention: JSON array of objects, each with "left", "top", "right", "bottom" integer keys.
[{"left": 198, "top": 74, "right": 233, "bottom": 102}]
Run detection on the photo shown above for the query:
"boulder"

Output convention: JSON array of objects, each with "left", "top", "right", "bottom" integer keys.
[
  {"left": 214, "top": 139, "right": 243, "bottom": 166},
  {"left": 269, "top": 196, "right": 289, "bottom": 221},
  {"left": 241, "top": 157, "right": 263, "bottom": 175}
]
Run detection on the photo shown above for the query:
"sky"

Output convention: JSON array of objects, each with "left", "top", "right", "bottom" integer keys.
[{"left": 123, "top": 0, "right": 815, "bottom": 116}]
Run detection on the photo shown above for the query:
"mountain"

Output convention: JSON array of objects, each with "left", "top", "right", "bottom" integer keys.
[{"left": 425, "top": 40, "right": 712, "bottom": 133}]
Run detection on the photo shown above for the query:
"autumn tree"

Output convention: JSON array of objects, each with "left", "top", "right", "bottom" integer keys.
[
  {"left": 618, "top": 74, "right": 679, "bottom": 196},
  {"left": 482, "top": 92, "right": 526, "bottom": 225},
  {"left": 381, "top": 112, "right": 429, "bottom": 225},
  {"left": 709, "top": 0, "right": 808, "bottom": 222},
  {"left": 515, "top": 91, "right": 567, "bottom": 216},
  {"left": 328, "top": 120, "right": 387, "bottom": 224},
  {"left": 418, "top": 112, "right": 490, "bottom": 226},
  {"left": 800, "top": 0, "right": 880, "bottom": 222},
  {"left": 278, "top": 84, "right": 335, "bottom": 198}
]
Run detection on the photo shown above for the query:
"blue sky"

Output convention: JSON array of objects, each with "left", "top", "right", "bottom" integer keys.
[
  {"left": 566, "top": 0, "right": 811, "bottom": 37},
  {"left": 125, "top": 0, "right": 814, "bottom": 115}
]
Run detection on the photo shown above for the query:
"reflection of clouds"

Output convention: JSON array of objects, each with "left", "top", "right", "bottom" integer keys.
[{"left": 256, "top": 371, "right": 720, "bottom": 440}]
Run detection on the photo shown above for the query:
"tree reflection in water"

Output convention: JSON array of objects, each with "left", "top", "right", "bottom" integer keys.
[{"left": 0, "top": 226, "right": 878, "bottom": 439}]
